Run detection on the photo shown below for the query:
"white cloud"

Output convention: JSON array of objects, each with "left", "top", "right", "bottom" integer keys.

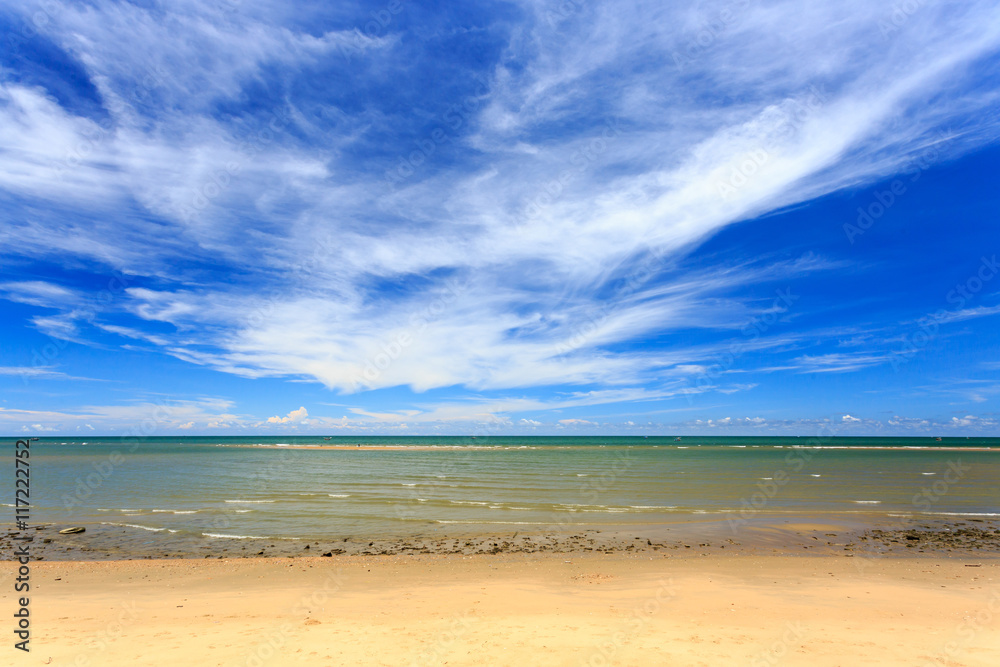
[
  {"left": 792, "top": 353, "right": 890, "bottom": 373},
  {"left": 2, "top": 0, "right": 1000, "bottom": 400},
  {"left": 932, "top": 305, "right": 1000, "bottom": 325},
  {"left": 266, "top": 406, "right": 309, "bottom": 424},
  {"left": 0, "top": 398, "right": 243, "bottom": 433}
]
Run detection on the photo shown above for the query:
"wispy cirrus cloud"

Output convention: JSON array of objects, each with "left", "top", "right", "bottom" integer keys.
[
  {"left": 0, "top": 366, "right": 104, "bottom": 381},
  {"left": 1, "top": 1, "right": 999, "bottom": 432}
]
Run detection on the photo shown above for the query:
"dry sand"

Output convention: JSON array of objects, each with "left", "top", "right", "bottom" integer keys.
[{"left": 4, "top": 553, "right": 999, "bottom": 666}]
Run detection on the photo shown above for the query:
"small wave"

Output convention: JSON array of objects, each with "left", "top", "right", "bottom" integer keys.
[
  {"left": 923, "top": 512, "right": 1000, "bottom": 517},
  {"left": 224, "top": 500, "right": 276, "bottom": 504},
  {"left": 402, "top": 483, "right": 417, "bottom": 487},
  {"left": 921, "top": 472, "right": 937, "bottom": 476},
  {"left": 234, "top": 509, "right": 254, "bottom": 513},
  {"left": 152, "top": 509, "right": 199, "bottom": 514},
  {"left": 809, "top": 474, "right": 821, "bottom": 478},
  {"left": 852, "top": 500, "right": 882, "bottom": 504},
  {"left": 451, "top": 500, "right": 489, "bottom": 506},
  {"left": 101, "top": 522, "right": 165, "bottom": 532},
  {"left": 203, "top": 533, "right": 270, "bottom": 539},
  {"left": 328, "top": 494, "right": 350, "bottom": 498},
  {"left": 434, "top": 520, "right": 550, "bottom": 525}
]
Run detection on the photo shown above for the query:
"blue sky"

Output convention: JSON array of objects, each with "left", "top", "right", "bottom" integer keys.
[{"left": 2, "top": 0, "right": 999, "bottom": 436}]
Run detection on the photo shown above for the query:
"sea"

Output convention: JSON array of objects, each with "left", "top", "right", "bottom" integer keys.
[{"left": 7, "top": 436, "right": 999, "bottom": 545}]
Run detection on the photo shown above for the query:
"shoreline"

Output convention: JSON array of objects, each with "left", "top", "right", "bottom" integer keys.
[
  {"left": 5, "top": 552, "right": 998, "bottom": 666},
  {"left": 8, "top": 515, "right": 999, "bottom": 562},
  {"left": 230, "top": 443, "right": 1000, "bottom": 451}
]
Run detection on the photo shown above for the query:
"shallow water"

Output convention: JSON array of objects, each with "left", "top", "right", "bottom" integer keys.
[{"left": 7, "top": 436, "right": 999, "bottom": 548}]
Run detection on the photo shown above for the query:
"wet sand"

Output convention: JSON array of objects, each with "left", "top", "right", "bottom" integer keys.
[{"left": 6, "top": 516, "right": 1000, "bottom": 562}]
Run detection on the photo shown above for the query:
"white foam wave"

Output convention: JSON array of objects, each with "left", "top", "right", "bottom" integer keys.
[
  {"left": 434, "top": 520, "right": 549, "bottom": 525},
  {"left": 101, "top": 522, "right": 165, "bottom": 532}
]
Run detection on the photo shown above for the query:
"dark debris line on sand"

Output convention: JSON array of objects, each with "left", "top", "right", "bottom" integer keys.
[
  {"left": 857, "top": 520, "right": 1000, "bottom": 554},
  {"left": 4, "top": 519, "right": 1000, "bottom": 561}
]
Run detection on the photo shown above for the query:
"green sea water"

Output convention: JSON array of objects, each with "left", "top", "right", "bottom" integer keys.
[{"left": 6, "top": 436, "right": 999, "bottom": 543}]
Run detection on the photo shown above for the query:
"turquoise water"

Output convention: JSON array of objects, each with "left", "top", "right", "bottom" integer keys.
[{"left": 6, "top": 436, "right": 999, "bottom": 542}]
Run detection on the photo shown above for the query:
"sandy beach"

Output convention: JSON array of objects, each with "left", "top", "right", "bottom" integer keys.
[{"left": 5, "top": 552, "right": 998, "bottom": 667}]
